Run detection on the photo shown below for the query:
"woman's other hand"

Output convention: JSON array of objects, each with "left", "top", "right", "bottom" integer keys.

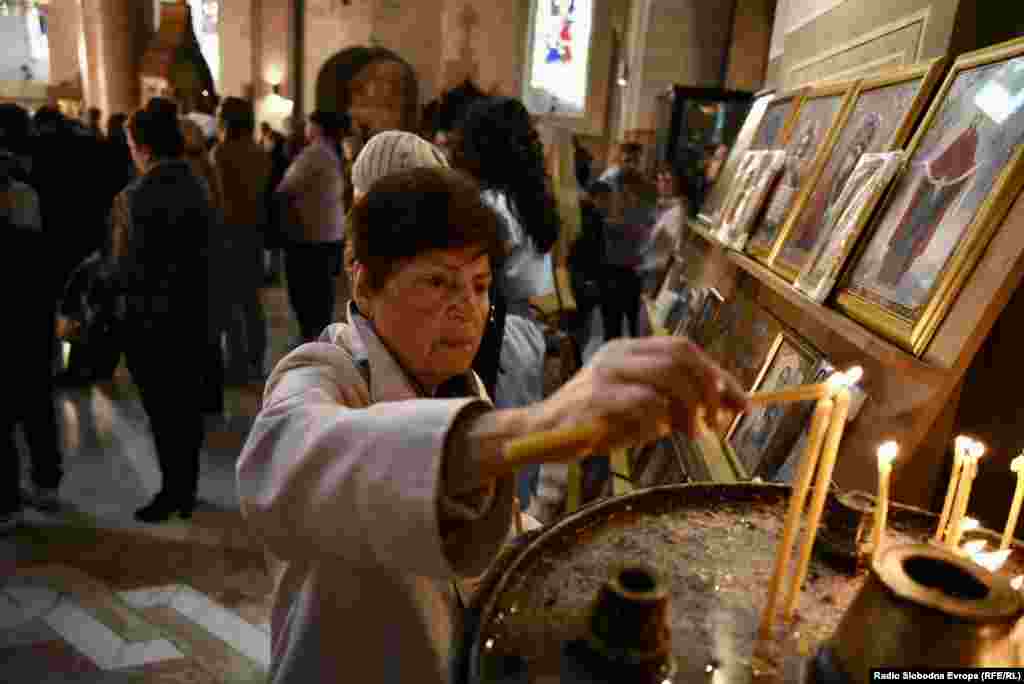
[{"left": 525, "top": 336, "right": 748, "bottom": 458}]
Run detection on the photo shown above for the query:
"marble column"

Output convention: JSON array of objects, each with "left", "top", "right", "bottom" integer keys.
[
  {"left": 78, "top": 0, "right": 148, "bottom": 119},
  {"left": 46, "top": 0, "right": 84, "bottom": 88}
]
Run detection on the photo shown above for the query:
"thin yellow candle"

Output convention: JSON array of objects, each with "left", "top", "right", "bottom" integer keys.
[
  {"left": 950, "top": 442, "right": 985, "bottom": 549},
  {"left": 946, "top": 454, "right": 974, "bottom": 548},
  {"left": 1001, "top": 453, "right": 1024, "bottom": 550},
  {"left": 748, "top": 366, "right": 861, "bottom": 408},
  {"left": 758, "top": 396, "right": 834, "bottom": 640},
  {"left": 934, "top": 436, "right": 970, "bottom": 543},
  {"left": 784, "top": 384, "right": 853, "bottom": 621},
  {"left": 872, "top": 441, "right": 899, "bottom": 556}
]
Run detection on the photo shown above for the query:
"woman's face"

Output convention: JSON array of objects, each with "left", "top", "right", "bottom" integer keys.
[{"left": 359, "top": 245, "right": 492, "bottom": 392}]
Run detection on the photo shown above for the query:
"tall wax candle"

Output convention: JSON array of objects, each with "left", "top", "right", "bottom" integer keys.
[
  {"left": 935, "top": 436, "right": 970, "bottom": 543},
  {"left": 873, "top": 441, "right": 899, "bottom": 555},
  {"left": 1000, "top": 453, "right": 1024, "bottom": 551}
]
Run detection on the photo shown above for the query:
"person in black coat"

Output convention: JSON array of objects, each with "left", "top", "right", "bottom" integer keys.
[
  {"left": 1, "top": 151, "right": 63, "bottom": 530},
  {"left": 103, "top": 98, "right": 213, "bottom": 524}
]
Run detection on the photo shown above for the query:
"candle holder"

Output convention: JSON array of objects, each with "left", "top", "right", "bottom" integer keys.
[
  {"left": 819, "top": 543, "right": 1023, "bottom": 683},
  {"left": 560, "top": 563, "right": 677, "bottom": 683},
  {"left": 818, "top": 490, "right": 878, "bottom": 572}
]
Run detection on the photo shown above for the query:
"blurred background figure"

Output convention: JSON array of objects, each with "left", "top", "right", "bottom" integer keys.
[
  {"left": 84, "top": 107, "right": 104, "bottom": 139},
  {"left": 261, "top": 122, "right": 290, "bottom": 286},
  {"left": 643, "top": 162, "right": 688, "bottom": 292},
  {"left": 1, "top": 148, "right": 64, "bottom": 530},
  {"left": 274, "top": 109, "right": 350, "bottom": 343},
  {"left": 105, "top": 97, "right": 213, "bottom": 523},
  {"left": 600, "top": 168, "right": 655, "bottom": 340},
  {"left": 599, "top": 141, "right": 642, "bottom": 191},
  {"left": 211, "top": 97, "right": 271, "bottom": 385},
  {"left": 105, "top": 113, "right": 137, "bottom": 196}
]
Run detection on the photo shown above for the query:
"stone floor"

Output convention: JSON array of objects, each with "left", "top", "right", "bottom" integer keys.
[
  {"left": 1, "top": 274, "right": 615, "bottom": 683},
  {"left": 0, "top": 283, "right": 310, "bottom": 684}
]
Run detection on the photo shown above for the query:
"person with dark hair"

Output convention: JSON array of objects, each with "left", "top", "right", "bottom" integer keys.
[
  {"left": 31, "top": 105, "right": 111, "bottom": 304},
  {"left": 599, "top": 141, "right": 643, "bottom": 190},
  {"left": 275, "top": 109, "right": 350, "bottom": 342},
  {"left": 237, "top": 164, "right": 749, "bottom": 684},
  {"left": 261, "top": 125, "right": 289, "bottom": 285},
  {"left": 85, "top": 106, "right": 103, "bottom": 139},
  {"left": 103, "top": 97, "right": 213, "bottom": 523},
  {"left": 572, "top": 134, "right": 593, "bottom": 189},
  {"left": 453, "top": 96, "right": 561, "bottom": 512},
  {"left": 211, "top": 97, "right": 271, "bottom": 386},
  {"left": 1, "top": 150, "right": 63, "bottom": 530},
  {"left": 105, "top": 113, "right": 136, "bottom": 194},
  {"left": 601, "top": 168, "right": 655, "bottom": 340},
  {"left": 642, "top": 162, "right": 688, "bottom": 291}
]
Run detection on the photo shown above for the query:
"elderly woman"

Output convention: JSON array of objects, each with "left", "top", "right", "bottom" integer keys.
[{"left": 237, "top": 166, "right": 747, "bottom": 683}]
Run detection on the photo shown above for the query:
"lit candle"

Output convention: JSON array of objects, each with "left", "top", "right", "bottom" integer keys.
[
  {"left": 1001, "top": 452, "right": 1024, "bottom": 550},
  {"left": 934, "top": 436, "right": 970, "bottom": 543},
  {"left": 759, "top": 396, "right": 834, "bottom": 639},
  {"left": 872, "top": 441, "right": 899, "bottom": 555},
  {"left": 784, "top": 384, "right": 853, "bottom": 621},
  {"left": 749, "top": 367, "right": 862, "bottom": 408},
  {"left": 950, "top": 442, "right": 987, "bottom": 548}
]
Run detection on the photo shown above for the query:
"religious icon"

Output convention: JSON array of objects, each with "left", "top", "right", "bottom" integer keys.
[
  {"left": 700, "top": 282, "right": 784, "bottom": 392},
  {"left": 728, "top": 334, "right": 820, "bottom": 476},
  {"left": 700, "top": 92, "right": 776, "bottom": 225},
  {"left": 773, "top": 62, "right": 948, "bottom": 281},
  {"left": 750, "top": 91, "right": 804, "bottom": 151},
  {"left": 839, "top": 42, "right": 1024, "bottom": 354},
  {"left": 715, "top": 150, "right": 786, "bottom": 250},
  {"left": 876, "top": 116, "right": 979, "bottom": 288},
  {"left": 771, "top": 362, "right": 870, "bottom": 483},
  {"left": 746, "top": 121, "right": 820, "bottom": 253},
  {"left": 795, "top": 152, "right": 905, "bottom": 303},
  {"left": 746, "top": 84, "right": 856, "bottom": 265}
]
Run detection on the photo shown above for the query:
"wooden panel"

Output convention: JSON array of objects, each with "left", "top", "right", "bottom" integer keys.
[{"left": 785, "top": 12, "right": 923, "bottom": 87}]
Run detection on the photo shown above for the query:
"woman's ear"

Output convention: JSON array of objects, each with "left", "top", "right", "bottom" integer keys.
[{"left": 350, "top": 261, "right": 373, "bottom": 318}]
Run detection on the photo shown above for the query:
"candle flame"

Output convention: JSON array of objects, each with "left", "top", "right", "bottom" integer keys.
[
  {"left": 1012, "top": 456, "right": 1024, "bottom": 474},
  {"left": 877, "top": 441, "right": 899, "bottom": 466},
  {"left": 955, "top": 435, "right": 973, "bottom": 453},
  {"left": 970, "top": 548, "right": 1012, "bottom": 573},
  {"left": 843, "top": 366, "right": 864, "bottom": 386},
  {"left": 962, "top": 539, "right": 988, "bottom": 555},
  {"left": 1012, "top": 575, "right": 1024, "bottom": 591},
  {"left": 969, "top": 440, "right": 986, "bottom": 460}
]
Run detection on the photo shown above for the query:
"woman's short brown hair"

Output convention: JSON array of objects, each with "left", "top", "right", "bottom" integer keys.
[{"left": 348, "top": 166, "right": 504, "bottom": 290}]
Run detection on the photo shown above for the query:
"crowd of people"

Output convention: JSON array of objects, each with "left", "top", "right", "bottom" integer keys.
[{"left": 2, "top": 90, "right": 746, "bottom": 684}]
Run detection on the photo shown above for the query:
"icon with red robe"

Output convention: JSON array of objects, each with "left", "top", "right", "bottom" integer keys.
[{"left": 876, "top": 116, "right": 979, "bottom": 288}]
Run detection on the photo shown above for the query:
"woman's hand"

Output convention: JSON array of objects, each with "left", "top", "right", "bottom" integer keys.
[
  {"left": 447, "top": 337, "right": 748, "bottom": 494},
  {"left": 523, "top": 336, "right": 748, "bottom": 460}
]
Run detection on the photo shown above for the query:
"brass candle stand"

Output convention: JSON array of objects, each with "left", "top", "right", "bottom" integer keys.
[{"left": 817, "top": 544, "right": 1023, "bottom": 683}]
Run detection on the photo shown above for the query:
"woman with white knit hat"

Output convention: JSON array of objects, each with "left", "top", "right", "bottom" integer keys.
[{"left": 347, "top": 130, "right": 508, "bottom": 400}]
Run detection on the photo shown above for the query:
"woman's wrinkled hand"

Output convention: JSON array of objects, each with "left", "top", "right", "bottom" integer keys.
[{"left": 526, "top": 336, "right": 748, "bottom": 459}]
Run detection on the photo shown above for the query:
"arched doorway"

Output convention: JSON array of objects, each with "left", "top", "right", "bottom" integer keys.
[{"left": 315, "top": 47, "right": 418, "bottom": 136}]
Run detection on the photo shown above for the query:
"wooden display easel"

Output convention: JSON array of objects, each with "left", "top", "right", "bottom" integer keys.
[{"left": 681, "top": 188, "right": 1024, "bottom": 508}]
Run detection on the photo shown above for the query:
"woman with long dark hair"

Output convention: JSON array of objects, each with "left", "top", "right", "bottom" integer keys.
[
  {"left": 105, "top": 97, "right": 214, "bottom": 523},
  {"left": 453, "top": 96, "right": 562, "bottom": 513}
]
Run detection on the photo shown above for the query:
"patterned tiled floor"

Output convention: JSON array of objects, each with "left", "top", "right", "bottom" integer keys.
[
  {"left": 0, "top": 282, "right": 325, "bottom": 683},
  {"left": 2, "top": 272, "right": 614, "bottom": 683}
]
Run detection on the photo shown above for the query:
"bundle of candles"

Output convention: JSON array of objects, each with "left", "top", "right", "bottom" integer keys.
[{"left": 757, "top": 366, "right": 864, "bottom": 639}]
